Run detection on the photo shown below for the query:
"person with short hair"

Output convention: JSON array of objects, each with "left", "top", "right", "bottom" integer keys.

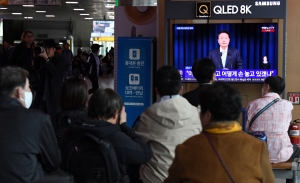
[
  {"left": 60, "top": 88, "right": 152, "bottom": 182},
  {"left": 32, "top": 39, "right": 67, "bottom": 115},
  {"left": 183, "top": 58, "right": 216, "bottom": 108},
  {"left": 0, "top": 66, "right": 61, "bottom": 183},
  {"left": 247, "top": 76, "right": 297, "bottom": 164},
  {"left": 136, "top": 65, "right": 202, "bottom": 183},
  {"left": 2, "top": 39, "right": 14, "bottom": 66},
  {"left": 165, "top": 82, "right": 274, "bottom": 183},
  {"left": 86, "top": 44, "right": 102, "bottom": 94},
  {"left": 62, "top": 43, "right": 73, "bottom": 78},
  {"left": 207, "top": 30, "right": 243, "bottom": 69}
]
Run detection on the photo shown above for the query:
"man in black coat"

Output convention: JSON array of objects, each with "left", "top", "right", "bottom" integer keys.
[
  {"left": 86, "top": 44, "right": 102, "bottom": 94},
  {"left": 32, "top": 39, "right": 68, "bottom": 116},
  {"left": 0, "top": 66, "right": 61, "bottom": 183},
  {"left": 182, "top": 58, "right": 216, "bottom": 108}
]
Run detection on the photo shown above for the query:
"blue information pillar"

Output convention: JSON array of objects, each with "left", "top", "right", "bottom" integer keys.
[{"left": 117, "top": 37, "right": 153, "bottom": 127}]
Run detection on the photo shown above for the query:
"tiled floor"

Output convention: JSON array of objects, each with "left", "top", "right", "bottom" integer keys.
[{"left": 85, "top": 76, "right": 115, "bottom": 91}]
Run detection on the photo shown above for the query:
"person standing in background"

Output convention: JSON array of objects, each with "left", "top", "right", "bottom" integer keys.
[
  {"left": 10, "top": 30, "right": 38, "bottom": 89},
  {"left": 32, "top": 39, "right": 67, "bottom": 116},
  {"left": 86, "top": 44, "right": 102, "bottom": 94},
  {"left": 62, "top": 43, "right": 73, "bottom": 79},
  {"left": 3, "top": 39, "right": 14, "bottom": 66}
]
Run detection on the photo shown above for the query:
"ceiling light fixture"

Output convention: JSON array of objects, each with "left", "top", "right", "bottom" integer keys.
[
  {"left": 66, "top": 1, "right": 78, "bottom": 4},
  {"left": 74, "top": 9, "right": 84, "bottom": 11},
  {"left": 24, "top": 17, "right": 33, "bottom": 19},
  {"left": 36, "top": 11, "right": 46, "bottom": 13},
  {"left": 0, "top": 8, "right": 7, "bottom": 9},
  {"left": 80, "top": 14, "right": 89, "bottom": 15},
  {"left": 46, "top": 15, "right": 55, "bottom": 17},
  {"left": 23, "top": 5, "right": 34, "bottom": 7},
  {"left": 12, "top": 13, "right": 22, "bottom": 15},
  {"left": 85, "top": 18, "right": 93, "bottom": 19}
]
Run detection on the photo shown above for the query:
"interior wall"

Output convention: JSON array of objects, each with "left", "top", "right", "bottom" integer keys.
[{"left": 286, "top": 0, "right": 300, "bottom": 119}]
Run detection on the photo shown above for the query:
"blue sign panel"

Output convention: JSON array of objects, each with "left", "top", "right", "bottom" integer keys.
[
  {"left": 117, "top": 37, "right": 153, "bottom": 127},
  {"left": 182, "top": 67, "right": 277, "bottom": 82}
]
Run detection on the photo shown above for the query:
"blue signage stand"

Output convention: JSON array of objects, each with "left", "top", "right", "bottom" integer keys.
[{"left": 117, "top": 37, "right": 153, "bottom": 127}]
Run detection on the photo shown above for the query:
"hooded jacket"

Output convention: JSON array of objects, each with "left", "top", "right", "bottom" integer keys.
[{"left": 136, "top": 97, "right": 202, "bottom": 183}]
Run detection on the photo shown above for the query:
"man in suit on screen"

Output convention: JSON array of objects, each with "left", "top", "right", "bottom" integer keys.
[{"left": 207, "top": 30, "right": 243, "bottom": 69}]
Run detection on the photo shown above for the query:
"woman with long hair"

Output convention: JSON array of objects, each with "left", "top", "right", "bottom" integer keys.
[{"left": 10, "top": 30, "right": 38, "bottom": 89}]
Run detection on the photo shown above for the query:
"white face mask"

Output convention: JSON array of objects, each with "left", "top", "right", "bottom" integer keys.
[{"left": 20, "top": 89, "right": 33, "bottom": 109}]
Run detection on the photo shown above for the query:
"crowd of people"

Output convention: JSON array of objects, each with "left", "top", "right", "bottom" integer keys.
[{"left": 0, "top": 30, "right": 296, "bottom": 183}]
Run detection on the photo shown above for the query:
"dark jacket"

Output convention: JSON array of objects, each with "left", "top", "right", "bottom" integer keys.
[
  {"left": 86, "top": 53, "right": 102, "bottom": 78},
  {"left": 10, "top": 43, "right": 38, "bottom": 86},
  {"left": 32, "top": 53, "right": 68, "bottom": 115},
  {"left": 60, "top": 121, "right": 152, "bottom": 174},
  {"left": 0, "top": 97, "right": 61, "bottom": 183},
  {"left": 51, "top": 109, "right": 89, "bottom": 144},
  {"left": 182, "top": 84, "right": 211, "bottom": 107},
  {"left": 207, "top": 47, "right": 243, "bottom": 69}
]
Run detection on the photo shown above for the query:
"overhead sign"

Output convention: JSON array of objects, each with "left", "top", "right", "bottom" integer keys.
[
  {"left": 0, "top": 0, "right": 60, "bottom": 5},
  {"left": 167, "top": 0, "right": 285, "bottom": 19}
]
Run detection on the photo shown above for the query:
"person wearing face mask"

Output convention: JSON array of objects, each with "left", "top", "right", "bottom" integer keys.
[
  {"left": 0, "top": 66, "right": 61, "bottom": 183},
  {"left": 32, "top": 39, "right": 68, "bottom": 116},
  {"left": 86, "top": 44, "right": 102, "bottom": 94},
  {"left": 246, "top": 76, "right": 297, "bottom": 165}
]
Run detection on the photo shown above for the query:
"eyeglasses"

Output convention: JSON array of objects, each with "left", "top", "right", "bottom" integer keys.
[{"left": 25, "top": 35, "right": 34, "bottom": 38}]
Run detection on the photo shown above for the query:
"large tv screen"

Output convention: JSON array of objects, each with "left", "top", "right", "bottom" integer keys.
[{"left": 173, "top": 23, "right": 278, "bottom": 82}]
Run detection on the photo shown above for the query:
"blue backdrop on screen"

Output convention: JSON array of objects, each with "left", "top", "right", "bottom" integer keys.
[{"left": 173, "top": 23, "right": 278, "bottom": 81}]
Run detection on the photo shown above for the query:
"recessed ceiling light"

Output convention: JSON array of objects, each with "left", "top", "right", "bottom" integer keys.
[
  {"left": 46, "top": 15, "right": 55, "bottom": 17},
  {"left": 74, "top": 9, "right": 84, "bottom": 11},
  {"left": 23, "top": 5, "right": 34, "bottom": 7},
  {"left": 0, "top": 8, "right": 7, "bottom": 9},
  {"left": 66, "top": 1, "right": 78, "bottom": 4},
  {"left": 24, "top": 17, "right": 33, "bottom": 19},
  {"left": 85, "top": 18, "right": 93, "bottom": 19},
  {"left": 105, "top": 4, "right": 115, "bottom": 8},
  {"left": 36, "top": 11, "right": 46, "bottom": 13},
  {"left": 12, "top": 13, "right": 22, "bottom": 15},
  {"left": 80, "top": 14, "right": 89, "bottom": 16}
]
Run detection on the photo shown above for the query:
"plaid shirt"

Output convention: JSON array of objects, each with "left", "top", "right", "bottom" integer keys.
[{"left": 246, "top": 92, "right": 294, "bottom": 163}]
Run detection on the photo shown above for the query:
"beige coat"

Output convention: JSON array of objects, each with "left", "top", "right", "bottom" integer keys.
[{"left": 136, "top": 97, "right": 202, "bottom": 183}]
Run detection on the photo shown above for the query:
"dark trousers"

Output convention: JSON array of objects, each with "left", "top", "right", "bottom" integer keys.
[{"left": 88, "top": 76, "right": 99, "bottom": 94}]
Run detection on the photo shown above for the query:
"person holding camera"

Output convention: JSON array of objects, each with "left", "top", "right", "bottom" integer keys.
[{"left": 31, "top": 39, "right": 68, "bottom": 116}]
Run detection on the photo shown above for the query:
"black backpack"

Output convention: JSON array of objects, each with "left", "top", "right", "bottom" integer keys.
[{"left": 61, "top": 133, "right": 122, "bottom": 183}]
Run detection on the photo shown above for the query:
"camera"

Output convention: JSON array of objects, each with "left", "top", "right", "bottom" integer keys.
[{"left": 34, "top": 46, "right": 45, "bottom": 55}]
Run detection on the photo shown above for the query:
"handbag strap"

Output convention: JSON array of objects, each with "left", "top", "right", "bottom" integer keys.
[
  {"left": 248, "top": 98, "right": 280, "bottom": 129},
  {"left": 204, "top": 133, "right": 235, "bottom": 183}
]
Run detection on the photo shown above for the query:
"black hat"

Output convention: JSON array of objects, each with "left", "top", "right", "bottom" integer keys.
[{"left": 91, "top": 44, "right": 100, "bottom": 52}]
